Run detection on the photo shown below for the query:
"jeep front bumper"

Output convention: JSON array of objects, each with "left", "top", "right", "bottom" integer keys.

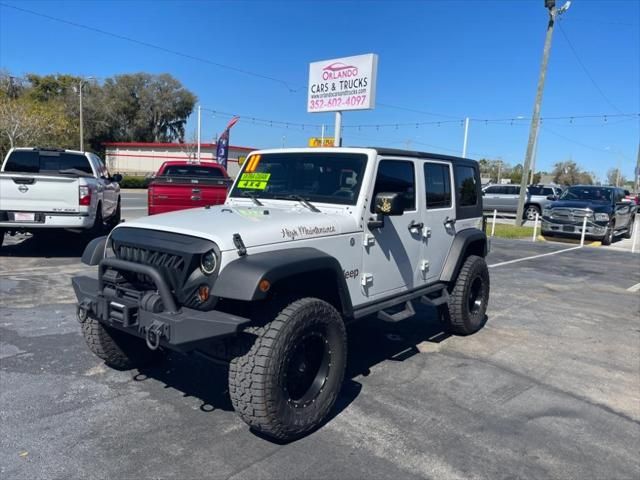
[{"left": 72, "top": 258, "right": 250, "bottom": 352}]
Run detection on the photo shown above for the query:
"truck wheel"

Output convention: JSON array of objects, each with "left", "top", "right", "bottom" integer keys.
[
  {"left": 90, "top": 205, "right": 104, "bottom": 237},
  {"left": 229, "top": 298, "right": 347, "bottom": 441},
  {"left": 623, "top": 217, "right": 635, "bottom": 239},
  {"left": 445, "top": 255, "right": 490, "bottom": 335},
  {"left": 81, "top": 314, "right": 161, "bottom": 370},
  {"left": 107, "top": 199, "right": 121, "bottom": 230},
  {"left": 602, "top": 223, "right": 614, "bottom": 245},
  {"left": 524, "top": 205, "right": 540, "bottom": 221}
]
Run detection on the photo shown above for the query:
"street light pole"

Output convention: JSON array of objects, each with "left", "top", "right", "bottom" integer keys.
[
  {"left": 462, "top": 117, "right": 470, "bottom": 158},
  {"left": 515, "top": 0, "right": 570, "bottom": 225}
]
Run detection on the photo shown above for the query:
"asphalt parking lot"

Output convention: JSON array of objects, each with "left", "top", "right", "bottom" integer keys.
[{"left": 1, "top": 206, "right": 639, "bottom": 479}]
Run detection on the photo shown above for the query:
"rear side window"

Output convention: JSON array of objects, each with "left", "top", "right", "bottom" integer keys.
[
  {"left": 371, "top": 160, "right": 415, "bottom": 212},
  {"left": 3, "top": 150, "right": 92, "bottom": 174},
  {"left": 424, "top": 163, "right": 451, "bottom": 209},
  {"left": 162, "top": 165, "right": 225, "bottom": 177},
  {"left": 455, "top": 166, "right": 478, "bottom": 207}
]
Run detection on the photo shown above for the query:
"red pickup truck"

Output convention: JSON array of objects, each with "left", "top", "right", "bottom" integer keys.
[{"left": 147, "top": 161, "right": 232, "bottom": 215}]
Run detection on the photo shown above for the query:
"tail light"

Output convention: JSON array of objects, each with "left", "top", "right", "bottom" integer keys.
[{"left": 79, "top": 185, "right": 92, "bottom": 206}]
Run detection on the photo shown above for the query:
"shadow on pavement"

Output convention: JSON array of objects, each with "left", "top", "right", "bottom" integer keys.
[
  {"left": 0, "top": 231, "right": 97, "bottom": 258},
  {"left": 131, "top": 303, "right": 458, "bottom": 442}
]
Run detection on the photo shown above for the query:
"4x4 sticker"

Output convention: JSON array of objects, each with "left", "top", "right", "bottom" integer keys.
[{"left": 238, "top": 172, "right": 271, "bottom": 190}]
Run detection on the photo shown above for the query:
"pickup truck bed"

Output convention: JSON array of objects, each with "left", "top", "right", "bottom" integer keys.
[{"left": 147, "top": 162, "right": 231, "bottom": 215}]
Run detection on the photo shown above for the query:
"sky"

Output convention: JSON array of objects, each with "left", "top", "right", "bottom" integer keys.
[{"left": 0, "top": 0, "right": 638, "bottom": 182}]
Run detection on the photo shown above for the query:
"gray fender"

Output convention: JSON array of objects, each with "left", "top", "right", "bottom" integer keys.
[
  {"left": 440, "top": 228, "right": 488, "bottom": 283},
  {"left": 212, "top": 247, "right": 353, "bottom": 316},
  {"left": 81, "top": 235, "right": 107, "bottom": 266}
]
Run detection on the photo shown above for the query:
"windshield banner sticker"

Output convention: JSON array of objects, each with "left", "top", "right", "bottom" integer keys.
[{"left": 238, "top": 172, "right": 271, "bottom": 190}]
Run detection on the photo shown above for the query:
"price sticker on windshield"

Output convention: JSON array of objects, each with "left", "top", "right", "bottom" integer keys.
[{"left": 238, "top": 172, "right": 271, "bottom": 190}]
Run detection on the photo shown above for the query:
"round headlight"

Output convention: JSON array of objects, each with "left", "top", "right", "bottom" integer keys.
[{"left": 201, "top": 250, "right": 218, "bottom": 275}]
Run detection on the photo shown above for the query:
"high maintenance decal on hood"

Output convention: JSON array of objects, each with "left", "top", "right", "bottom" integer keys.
[{"left": 281, "top": 224, "right": 337, "bottom": 240}]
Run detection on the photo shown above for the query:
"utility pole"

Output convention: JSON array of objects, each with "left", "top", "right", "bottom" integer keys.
[
  {"left": 78, "top": 76, "right": 94, "bottom": 151},
  {"left": 635, "top": 141, "right": 640, "bottom": 193},
  {"left": 529, "top": 119, "right": 541, "bottom": 184},
  {"left": 462, "top": 117, "right": 470, "bottom": 158},
  {"left": 197, "top": 105, "right": 201, "bottom": 162},
  {"left": 515, "top": 0, "right": 571, "bottom": 225}
]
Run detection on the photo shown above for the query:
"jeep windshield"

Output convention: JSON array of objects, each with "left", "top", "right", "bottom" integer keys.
[
  {"left": 229, "top": 152, "right": 368, "bottom": 205},
  {"left": 559, "top": 186, "right": 612, "bottom": 202}
]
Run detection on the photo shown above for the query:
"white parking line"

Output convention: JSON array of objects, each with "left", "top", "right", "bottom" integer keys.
[
  {"left": 627, "top": 282, "right": 640, "bottom": 293},
  {"left": 488, "top": 246, "right": 582, "bottom": 269}
]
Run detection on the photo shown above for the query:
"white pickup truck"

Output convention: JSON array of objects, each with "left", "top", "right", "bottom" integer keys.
[{"left": 0, "top": 147, "right": 122, "bottom": 248}]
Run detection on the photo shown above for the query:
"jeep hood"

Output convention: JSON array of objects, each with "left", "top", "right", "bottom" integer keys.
[{"left": 115, "top": 204, "right": 359, "bottom": 251}]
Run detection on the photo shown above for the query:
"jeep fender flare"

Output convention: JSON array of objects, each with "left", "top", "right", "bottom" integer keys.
[
  {"left": 211, "top": 247, "right": 353, "bottom": 316},
  {"left": 81, "top": 235, "right": 108, "bottom": 265},
  {"left": 440, "top": 228, "right": 488, "bottom": 283}
]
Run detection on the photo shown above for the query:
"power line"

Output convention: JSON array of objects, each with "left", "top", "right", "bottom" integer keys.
[
  {"left": 557, "top": 20, "right": 624, "bottom": 114},
  {"left": 0, "top": 2, "right": 300, "bottom": 92}
]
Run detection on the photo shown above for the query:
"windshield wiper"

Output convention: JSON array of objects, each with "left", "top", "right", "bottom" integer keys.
[
  {"left": 287, "top": 195, "right": 320, "bottom": 213},
  {"left": 240, "top": 191, "right": 263, "bottom": 206}
]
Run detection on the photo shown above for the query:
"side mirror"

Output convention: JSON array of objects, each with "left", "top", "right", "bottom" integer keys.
[
  {"left": 111, "top": 173, "right": 123, "bottom": 183},
  {"left": 374, "top": 192, "right": 405, "bottom": 216}
]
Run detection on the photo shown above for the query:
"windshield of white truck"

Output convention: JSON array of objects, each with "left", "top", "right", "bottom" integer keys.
[
  {"left": 229, "top": 152, "right": 368, "bottom": 205},
  {"left": 3, "top": 150, "right": 93, "bottom": 175}
]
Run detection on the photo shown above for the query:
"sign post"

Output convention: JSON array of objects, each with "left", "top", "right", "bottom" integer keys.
[{"left": 307, "top": 53, "right": 378, "bottom": 146}]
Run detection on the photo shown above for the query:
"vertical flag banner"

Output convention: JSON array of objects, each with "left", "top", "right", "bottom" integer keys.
[{"left": 216, "top": 117, "right": 240, "bottom": 170}]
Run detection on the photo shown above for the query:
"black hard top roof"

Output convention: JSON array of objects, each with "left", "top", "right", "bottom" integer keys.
[{"left": 367, "top": 147, "right": 478, "bottom": 166}]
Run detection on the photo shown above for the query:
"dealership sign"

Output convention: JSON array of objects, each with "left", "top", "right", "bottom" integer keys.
[{"left": 307, "top": 53, "right": 378, "bottom": 113}]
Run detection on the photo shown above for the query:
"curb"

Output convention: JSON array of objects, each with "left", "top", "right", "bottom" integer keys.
[{"left": 539, "top": 235, "right": 602, "bottom": 247}]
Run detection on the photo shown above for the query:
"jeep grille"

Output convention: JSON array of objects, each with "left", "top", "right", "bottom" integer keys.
[{"left": 116, "top": 245, "right": 185, "bottom": 273}]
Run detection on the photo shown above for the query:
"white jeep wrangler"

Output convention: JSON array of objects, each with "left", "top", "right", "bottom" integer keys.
[{"left": 73, "top": 147, "right": 489, "bottom": 440}]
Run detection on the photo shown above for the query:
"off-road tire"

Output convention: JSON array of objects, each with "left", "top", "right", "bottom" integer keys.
[
  {"left": 228, "top": 297, "right": 347, "bottom": 441},
  {"left": 623, "top": 217, "right": 635, "bottom": 239},
  {"left": 524, "top": 205, "right": 541, "bottom": 221},
  {"left": 81, "top": 314, "right": 162, "bottom": 370},
  {"left": 602, "top": 223, "right": 614, "bottom": 246},
  {"left": 445, "top": 255, "right": 490, "bottom": 335}
]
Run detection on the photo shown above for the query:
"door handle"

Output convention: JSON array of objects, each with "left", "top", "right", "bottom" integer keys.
[
  {"left": 443, "top": 216, "right": 456, "bottom": 226},
  {"left": 408, "top": 220, "right": 424, "bottom": 231}
]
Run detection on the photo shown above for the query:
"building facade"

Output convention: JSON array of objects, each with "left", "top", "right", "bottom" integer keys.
[{"left": 103, "top": 142, "right": 257, "bottom": 178}]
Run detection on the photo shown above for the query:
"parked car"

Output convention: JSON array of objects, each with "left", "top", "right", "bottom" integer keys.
[
  {"left": 73, "top": 147, "right": 489, "bottom": 440},
  {"left": 0, "top": 147, "right": 121, "bottom": 248},
  {"left": 623, "top": 189, "right": 640, "bottom": 206},
  {"left": 482, "top": 183, "right": 562, "bottom": 220},
  {"left": 147, "top": 161, "right": 232, "bottom": 215},
  {"left": 541, "top": 185, "right": 636, "bottom": 245}
]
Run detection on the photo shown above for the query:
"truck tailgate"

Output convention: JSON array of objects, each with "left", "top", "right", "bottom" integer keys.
[
  {"left": 0, "top": 173, "right": 80, "bottom": 213},
  {"left": 148, "top": 177, "right": 231, "bottom": 214}
]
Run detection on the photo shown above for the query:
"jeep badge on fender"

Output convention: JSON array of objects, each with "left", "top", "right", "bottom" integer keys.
[{"left": 72, "top": 147, "right": 489, "bottom": 441}]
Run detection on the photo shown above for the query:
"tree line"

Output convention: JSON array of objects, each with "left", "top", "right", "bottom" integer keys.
[
  {"left": 0, "top": 71, "right": 197, "bottom": 158},
  {"left": 478, "top": 158, "right": 613, "bottom": 186}
]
